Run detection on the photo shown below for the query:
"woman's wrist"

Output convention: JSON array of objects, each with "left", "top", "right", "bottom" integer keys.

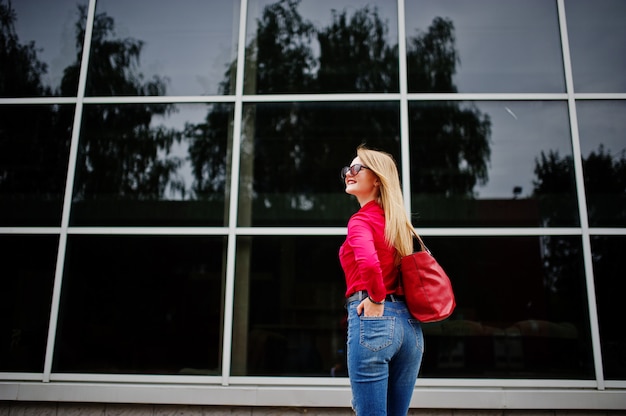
[{"left": 368, "top": 296, "right": 385, "bottom": 305}]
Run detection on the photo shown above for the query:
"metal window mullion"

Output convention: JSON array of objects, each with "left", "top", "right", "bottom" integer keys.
[
  {"left": 397, "top": 0, "right": 411, "bottom": 215},
  {"left": 406, "top": 93, "right": 568, "bottom": 101},
  {"left": 41, "top": 0, "right": 97, "bottom": 383},
  {"left": 82, "top": 95, "right": 237, "bottom": 104},
  {"left": 220, "top": 0, "right": 249, "bottom": 387},
  {"left": 574, "top": 93, "right": 626, "bottom": 100},
  {"left": 557, "top": 0, "right": 605, "bottom": 390},
  {"left": 0, "top": 97, "right": 77, "bottom": 105}
]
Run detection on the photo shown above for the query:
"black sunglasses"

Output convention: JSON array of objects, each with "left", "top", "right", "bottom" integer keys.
[{"left": 340, "top": 164, "right": 370, "bottom": 180}]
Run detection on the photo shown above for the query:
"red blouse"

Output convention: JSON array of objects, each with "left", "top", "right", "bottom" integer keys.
[{"left": 339, "top": 200, "right": 398, "bottom": 303}]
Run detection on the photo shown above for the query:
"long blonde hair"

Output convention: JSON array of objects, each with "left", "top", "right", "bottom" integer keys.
[{"left": 356, "top": 145, "right": 418, "bottom": 260}]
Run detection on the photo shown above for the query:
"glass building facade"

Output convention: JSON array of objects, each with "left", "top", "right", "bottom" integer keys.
[{"left": 0, "top": 0, "right": 624, "bottom": 410}]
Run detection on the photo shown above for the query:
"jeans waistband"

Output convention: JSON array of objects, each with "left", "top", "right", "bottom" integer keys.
[{"left": 345, "top": 290, "right": 405, "bottom": 306}]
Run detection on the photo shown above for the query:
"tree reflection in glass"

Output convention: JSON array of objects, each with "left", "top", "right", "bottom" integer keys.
[
  {"left": 577, "top": 100, "right": 626, "bottom": 227},
  {"left": 71, "top": 101, "right": 233, "bottom": 226},
  {"left": 67, "top": 8, "right": 232, "bottom": 226},
  {"left": 244, "top": 0, "right": 398, "bottom": 94},
  {"left": 237, "top": 101, "right": 400, "bottom": 226},
  {"left": 0, "top": 2, "right": 74, "bottom": 225},
  {"left": 405, "top": 0, "right": 565, "bottom": 93},
  {"left": 0, "top": 0, "right": 87, "bottom": 97}
]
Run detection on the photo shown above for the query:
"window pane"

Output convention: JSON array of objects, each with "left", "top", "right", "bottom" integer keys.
[
  {"left": 409, "top": 101, "right": 579, "bottom": 227},
  {"left": 421, "top": 236, "right": 593, "bottom": 379},
  {"left": 53, "top": 235, "right": 225, "bottom": 374},
  {"left": 231, "top": 235, "right": 347, "bottom": 376},
  {"left": 230, "top": 235, "right": 594, "bottom": 379},
  {"left": 0, "top": 235, "right": 58, "bottom": 372},
  {"left": 405, "top": 0, "right": 565, "bottom": 93},
  {"left": 244, "top": 0, "right": 399, "bottom": 94},
  {"left": 238, "top": 102, "right": 400, "bottom": 226},
  {"left": 565, "top": 0, "right": 626, "bottom": 93},
  {"left": 70, "top": 103, "right": 233, "bottom": 226},
  {"left": 0, "top": 105, "right": 73, "bottom": 226},
  {"left": 0, "top": 0, "right": 87, "bottom": 97},
  {"left": 576, "top": 100, "right": 626, "bottom": 227},
  {"left": 87, "top": 0, "right": 239, "bottom": 96},
  {"left": 591, "top": 236, "right": 626, "bottom": 380}
]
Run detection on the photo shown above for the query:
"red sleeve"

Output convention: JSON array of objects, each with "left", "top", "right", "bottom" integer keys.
[{"left": 346, "top": 215, "right": 386, "bottom": 302}]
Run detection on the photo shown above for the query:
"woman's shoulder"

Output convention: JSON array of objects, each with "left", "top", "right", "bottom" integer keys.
[
  {"left": 350, "top": 202, "right": 379, "bottom": 220},
  {"left": 348, "top": 203, "right": 383, "bottom": 227},
  {"left": 357, "top": 200, "right": 383, "bottom": 215}
]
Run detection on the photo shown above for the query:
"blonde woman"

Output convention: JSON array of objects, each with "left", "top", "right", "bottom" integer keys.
[{"left": 339, "top": 145, "right": 424, "bottom": 415}]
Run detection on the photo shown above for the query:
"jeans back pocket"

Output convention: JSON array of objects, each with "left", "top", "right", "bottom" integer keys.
[{"left": 359, "top": 316, "right": 395, "bottom": 351}]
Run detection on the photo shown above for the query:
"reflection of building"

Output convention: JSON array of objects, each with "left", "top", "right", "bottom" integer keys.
[{"left": 1, "top": 0, "right": 625, "bottom": 414}]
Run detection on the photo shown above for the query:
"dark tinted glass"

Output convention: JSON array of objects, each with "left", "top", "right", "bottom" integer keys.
[
  {"left": 0, "top": 0, "right": 87, "bottom": 97},
  {"left": 0, "top": 105, "right": 74, "bottom": 226},
  {"left": 244, "top": 0, "right": 399, "bottom": 94},
  {"left": 230, "top": 235, "right": 594, "bottom": 379},
  {"left": 576, "top": 100, "right": 626, "bottom": 227},
  {"left": 231, "top": 235, "right": 347, "bottom": 376},
  {"left": 0, "top": 235, "right": 58, "bottom": 372},
  {"left": 420, "top": 236, "right": 593, "bottom": 379},
  {"left": 409, "top": 101, "right": 579, "bottom": 227},
  {"left": 53, "top": 235, "right": 225, "bottom": 374},
  {"left": 591, "top": 236, "right": 626, "bottom": 380},
  {"left": 405, "top": 0, "right": 565, "bottom": 93},
  {"left": 70, "top": 103, "right": 233, "bottom": 226},
  {"left": 87, "top": 0, "right": 239, "bottom": 96},
  {"left": 565, "top": 0, "right": 626, "bottom": 93},
  {"left": 238, "top": 102, "right": 400, "bottom": 226}
]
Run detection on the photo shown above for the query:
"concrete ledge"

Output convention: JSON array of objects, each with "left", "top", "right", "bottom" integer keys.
[
  {"left": 1, "top": 382, "right": 625, "bottom": 410},
  {"left": 0, "top": 402, "right": 625, "bottom": 416}
]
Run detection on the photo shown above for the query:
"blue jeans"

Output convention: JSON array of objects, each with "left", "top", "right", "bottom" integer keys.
[{"left": 346, "top": 300, "right": 424, "bottom": 416}]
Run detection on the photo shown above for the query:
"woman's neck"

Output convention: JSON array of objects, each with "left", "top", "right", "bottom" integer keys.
[{"left": 358, "top": 197, "right": 377, "bottom": 208}]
